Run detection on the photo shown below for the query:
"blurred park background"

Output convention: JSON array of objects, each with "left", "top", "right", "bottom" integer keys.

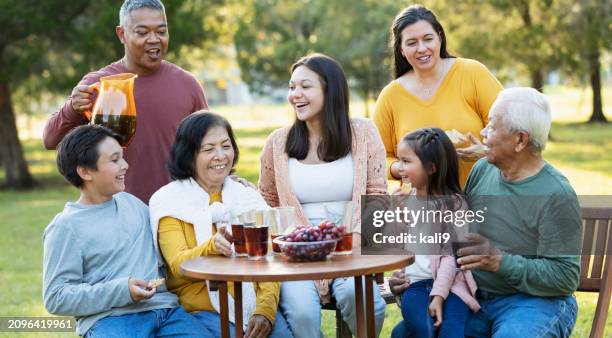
[{"left": 0, "top": 0, "right": 610, "bottom": 337}]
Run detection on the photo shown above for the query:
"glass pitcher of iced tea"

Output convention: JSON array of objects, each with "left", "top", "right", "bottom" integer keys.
[{"left": 85, "top": 73, "right": 138, "bottom": 147}]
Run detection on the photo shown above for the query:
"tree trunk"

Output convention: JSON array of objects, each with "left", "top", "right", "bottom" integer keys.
[
  {"left": 588, "top": 48, "right": 607, "bottom": 123},
  {"left": 530, "top": 69, "right": 544, "bottom": 92},
  {"left": 0, "top": 79, "right": 35, "bottom": 189}
]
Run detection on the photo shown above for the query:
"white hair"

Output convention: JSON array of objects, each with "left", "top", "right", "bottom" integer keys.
[
  {"left": 489, "top": 87, "right": 552, "bottom": 153},
  {"left": 119, "top": 0, "right": 165, "bottom": 27}
]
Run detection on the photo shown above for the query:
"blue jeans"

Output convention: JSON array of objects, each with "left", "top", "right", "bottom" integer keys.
[
  {"left": 85, "top": 306, "right": 208, "bottom": 337},
  {"left": 280, "top": 277, "right": 387, "bottom": 338},
  {"left": 465, "top": 291, "right": 578, "bottom": 338},
  {"left": 192, "top": 308, "right": 293, "bottom": 338},
  {"left": 391, "top": 279, "right": 468, "bottom": 338}
]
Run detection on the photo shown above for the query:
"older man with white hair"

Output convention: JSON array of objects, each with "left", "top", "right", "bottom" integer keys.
[{"left": 457, "top": 87, "right": 582, "bottom": 337}]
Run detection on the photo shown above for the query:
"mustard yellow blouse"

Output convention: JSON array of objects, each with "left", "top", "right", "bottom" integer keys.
[
  {"left": 373, "top": 58, "right": 503, "bottom": 186},
  {"left": 157, "top": 192, "right": 280, "bottom": 323}
]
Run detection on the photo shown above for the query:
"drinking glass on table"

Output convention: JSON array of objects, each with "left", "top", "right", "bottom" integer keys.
[
  {"left": 325, "top": 201, "right": 354, "bottom": 255},
  {"left": 244, "top": 224, "right": 269, "bottom": 260},
  {"left": 269, "top": 207, "right": 296, "bottom": 254},
  {"left": 215, "top": 216, "right": 235, "bottom": 257},
  {"left": 230, "top": 213, "right": 247, "bottom": 257},
  {"left": 451, "top": 223, "right": 474, "bottom": 271},
  {"left": 243, "top": 209, "right": 269, "bottom": 260}
]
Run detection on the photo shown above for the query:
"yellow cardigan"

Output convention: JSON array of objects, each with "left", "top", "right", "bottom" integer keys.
[
  {"left": 373, "top": 58, "right": 503, "bottom": 186},
  {"left": 157, "top": 193, "right": 280, "bottom": 324}
]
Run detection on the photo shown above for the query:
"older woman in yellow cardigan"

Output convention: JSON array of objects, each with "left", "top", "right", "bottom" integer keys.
[{"left": 150, "top": 111, "right": 293, "bottom": 338}]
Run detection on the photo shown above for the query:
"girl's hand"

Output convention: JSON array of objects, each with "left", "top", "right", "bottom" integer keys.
[
  {"left": 392, "top": 178, "right": 413, "bottom": 195},
  {"left": 388, "top": 270, "right": 410, "bottom": 296},
  {"left": 456, "top": 132, "right": 487, "bottom": 161},
  {"left": 392, "top": 186, "right": 412, "bottom": 195},
  {"left": 388, "top": 270, "right": 410, "bottom": 307},
  {"left": 214, "top": 226, "right": 233, "bottom": 257},
  {"left": 428, "top": 295, "right": 444, "bottom": 327}
]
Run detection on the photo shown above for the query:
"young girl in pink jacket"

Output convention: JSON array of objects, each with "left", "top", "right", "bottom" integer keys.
[{"left": 389, "top": 128, "right": 479, "bottom": 338}]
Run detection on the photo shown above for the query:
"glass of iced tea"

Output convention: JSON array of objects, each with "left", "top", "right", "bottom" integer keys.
[
  {"left": 326, "top": 202, "right": 354, "bottom": 255},
  {"left": 231, "top": 214, "right": 247, "bottom": 257},
  {"left": 244, "top": 224, "right": 269, "bottom": 260},
  {"left": 451, "top": 223, "right": 475, "bottom": 270},
  {"left": 270, "top": 207, "right": 296, "bottom": 254},
  {"left": 243, "top": 209, "right": 266, "bottom": 226}
]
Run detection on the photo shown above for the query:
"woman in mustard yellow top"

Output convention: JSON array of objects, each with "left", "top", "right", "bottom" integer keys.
[
  {"left": 149, "top": 112, "right": 293, "bottom": 338},
  {"left": 374, "top": 5, "right": 503, "bottom": 187}
]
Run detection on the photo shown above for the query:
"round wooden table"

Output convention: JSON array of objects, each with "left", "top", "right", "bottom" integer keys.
[{"left": 181, "top": 252, "right": 413, "bottom": 338}]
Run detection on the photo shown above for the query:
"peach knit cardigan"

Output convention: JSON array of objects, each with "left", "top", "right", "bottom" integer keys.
[{"left": 258, "top": 118, "right": 388, "bottom": 303}]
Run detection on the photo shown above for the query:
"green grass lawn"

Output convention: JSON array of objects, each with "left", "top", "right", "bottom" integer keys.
[{"left": 1, "top": 113, "right": 611, "bottom": 337}]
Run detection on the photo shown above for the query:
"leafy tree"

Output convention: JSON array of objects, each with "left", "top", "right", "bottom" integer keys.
[
  {"left": 0, "top": 0, "right": 226, "bottom": 189},
  {"left": 435, "top": 0, "right": 608, "bottom": 121},
  {"left": 561, "top": 0, "right": 610, "bottom": 122},
  {"left": 234, "top": 0, "right": 400, "bottom": 116},
  {"left": 325, "top": 0, "right": 399, "bottom": 116},
  {"left": 432, "top": 0, "right": 565, "bottom": 91},
  {"left": 0, "top": 0, "right": 89, "bottom": 189}
]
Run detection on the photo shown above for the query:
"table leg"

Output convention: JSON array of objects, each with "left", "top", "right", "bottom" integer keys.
[
  {"left": 354, "top": 276, "right": 366, "bottom": 338},
  {"left": 218, "top": 281, "right": 230, "bottom": 338},
  {"left": 234, "top": 281, "right": 243, "bottom": 338},
  {"left": 375, "top": 272, "right": 384, "bottom": 285},
  {"left": 365, "top": 274, "right": 375, "bottom": 338}
]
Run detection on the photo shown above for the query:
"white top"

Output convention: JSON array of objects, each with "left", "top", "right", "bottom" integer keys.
[
  {"left": 404, "top": 255, "right": 432, "bottom": 282},
  {"left": 288, "top": 154, "right": 354, "bottom": 224}
]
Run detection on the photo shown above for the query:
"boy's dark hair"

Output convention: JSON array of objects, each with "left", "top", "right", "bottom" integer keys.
[
  {"left": 285, "top": 53, "right": 352, "bottom": 162},
  {"left": 167, "top": 111, "right": 239, "bottom": 180},
  {"left": 401, "top": 127, "right": 462, "bottom": 208},
  {"left": 56, "top": 125, "right": 122, "bottom": 188}
]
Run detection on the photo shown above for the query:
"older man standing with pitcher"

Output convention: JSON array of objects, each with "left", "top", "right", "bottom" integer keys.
[{"left": 43, "top": 0, "right": 207, "bottom": 204}]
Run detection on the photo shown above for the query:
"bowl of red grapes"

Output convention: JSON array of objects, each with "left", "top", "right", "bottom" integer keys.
[{"left": 273, "top": 221, "right": 346, "bottom": 262}]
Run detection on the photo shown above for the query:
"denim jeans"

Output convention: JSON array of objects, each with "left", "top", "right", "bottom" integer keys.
[
  {"left": 391, "top": 279, "right": 468, "bottom": 338},
  {"left": 192, "top": 308, "right": 293, "bottom": 338},
  {"left": 85, "top": 306, "right": 208, "bottom": 337},
  {"left": 465, "top": 291, "right": 578, "bottom": 338},
  {"left": 280, "top": 277, "right": 387, "bottom": 338}
]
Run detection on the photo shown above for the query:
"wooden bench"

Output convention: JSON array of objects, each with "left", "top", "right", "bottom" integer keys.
[
  {"left": 324, "top": 206, "right": 612, "bottom": 338},
  {"left": 578, "top": 207, "right": 612, "bottom": 338}
]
